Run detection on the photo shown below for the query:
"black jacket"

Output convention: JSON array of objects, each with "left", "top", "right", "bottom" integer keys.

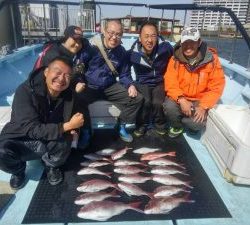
[
  {"left": 0, "top": 68, "right": 75, "bottom": 141},
  {"left": 128, "top": 37, "right": 173, "bottom": 87}
]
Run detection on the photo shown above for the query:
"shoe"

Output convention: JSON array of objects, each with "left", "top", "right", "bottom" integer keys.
[
  {"left": 46, "top": 167, "right": 63, "bottom": 186},
  {"left": 168, "top": 127, "right": 184, "bottom": 138},
  {"left": 187, "top": 129, "right": 199, "bottom": 135},
  {"left": 154, "top": 128, "right": 167, "bottom": 136},
  {"left": 119, "top": 124, "right": 133, "bottom": 142},
  {"left": 10, "top": 172, "right": 25, "bottom": 190},
  {"left": 133, "top": 126, "right": 146, "bottom": 137}
]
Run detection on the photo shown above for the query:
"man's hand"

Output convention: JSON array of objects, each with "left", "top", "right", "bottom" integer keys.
[
  {"left": 193, "top": 106, "right": 207, "bottom": 123},
  {"left": 75, "top": 82, "right": 86, "bottom": 93},
  {"left": 63, "top": 113, "right": 84, "bottom": 132},
  {"left": 178, "top": 98, "right": 193, "bottom": 117},
  {"left": 128, "top": 85, "right": 137, "bottom": 98}
]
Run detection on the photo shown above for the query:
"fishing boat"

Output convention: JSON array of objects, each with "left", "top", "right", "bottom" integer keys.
[{"left": 0, "top": 1, "right": 250, "bottom": 225}]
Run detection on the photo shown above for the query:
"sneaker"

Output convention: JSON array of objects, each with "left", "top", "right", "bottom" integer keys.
[
  {"left": 46, "top": 167, "right": 63, "bottom": 186},
  {"left": 119, "top": 124, "right": 133, "bottom": 142},
  {"left": 10, "top": 172, "right": 26, "bottom": 190},
  {"left": 154, "top": 128, "right": 167, "bottom": 136},
  {"left": 168, "top": 127, "right": 184, "bottom": 138},
  {"left": 133, "top": 126, "right": 146, "bottom": 137},
  {"left": 187, "top": 129, "right": 199, "bottom": 135}
]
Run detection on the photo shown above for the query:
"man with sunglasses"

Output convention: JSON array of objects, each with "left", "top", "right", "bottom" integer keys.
[
  {"left": 163, "top": 27, "right": 225, "bottom": 138},
  {"left": 0, "top": 57, "right": 84, "bottom": 189},
  {"left": 128, "top": 21, "right": 173, "bottom": 137},
  {"left": 76, "top": 20, "right": 143, "bottom": 143}
]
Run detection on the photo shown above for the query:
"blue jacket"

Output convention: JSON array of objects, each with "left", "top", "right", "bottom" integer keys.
[
  {"left": 77, "top": 34, "right": 134, "bottom": 90},
  {"left": 128, "top": 37, "right": 173, "bottom": 87}
]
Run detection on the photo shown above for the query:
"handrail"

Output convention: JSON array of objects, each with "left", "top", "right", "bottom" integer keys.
[{"left": 1, "top": 1, "right": 250, "bottom": 51}]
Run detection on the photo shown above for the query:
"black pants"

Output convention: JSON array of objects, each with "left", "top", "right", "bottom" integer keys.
[
  {"left": 0, "top": 138, "right": 71, "bottom": 175},
  {"left": 76, "top": 82, "right": 144, "bottom": 128},
  {"left": 135, "top": 83, "right": 166, "bottom": 130},
  {"left": 163, "top": 97, "right": 206, "bottom": 131}
]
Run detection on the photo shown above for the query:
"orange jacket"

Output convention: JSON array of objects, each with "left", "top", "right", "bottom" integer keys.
[{"left": 164, "top": 48, "right": 225, "bottom": 109}]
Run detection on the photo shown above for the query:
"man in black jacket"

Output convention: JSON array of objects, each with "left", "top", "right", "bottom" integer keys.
[{"left": 0, "top": 57, "right": 84, "bottom": 190}]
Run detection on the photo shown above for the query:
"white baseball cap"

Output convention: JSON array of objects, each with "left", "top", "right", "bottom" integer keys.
[{"left": 181, "top": 27, "right": 200, "bottom": 43}]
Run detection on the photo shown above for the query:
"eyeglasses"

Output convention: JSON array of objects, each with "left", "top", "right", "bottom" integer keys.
[{"left": 106, "top": 30, "right": 123, "bottom": 39}]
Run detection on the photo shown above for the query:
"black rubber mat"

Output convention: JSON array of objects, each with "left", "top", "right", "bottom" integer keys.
[
  {"left": 0, "top": 194, "right": 15, "bottom": 214},
  {"left": 22, "top": 129, "right": 231, "bottom": 223}
]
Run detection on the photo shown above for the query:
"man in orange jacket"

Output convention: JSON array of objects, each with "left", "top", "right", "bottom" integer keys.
[{"left": 163, "top": 27, "right": 225, "bottom": 138}]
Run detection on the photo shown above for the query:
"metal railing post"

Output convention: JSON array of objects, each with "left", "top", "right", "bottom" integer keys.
[
  {"left": 183, "top": 10, "right": 187, "bottom": 27},
  {"left": 160, "top": 9, "right": 164, "bottom": 34},
  {"left": 43, "top": 4, "right": 47, "bottom": 32},
  {"left": 147, "top": 7, "right": 150, "bottom": 21},
  {"left": 10, "top": 3, "right": 18, "bottom": 49},
  {"left": 171, "top": 9, "right": 176, "bottom": 42},
  {"left": 247, "top": 51, "right": 250, "bottom": 71},
  {"left": 129, "top": 6, "right": 135, "bottom": 32}
]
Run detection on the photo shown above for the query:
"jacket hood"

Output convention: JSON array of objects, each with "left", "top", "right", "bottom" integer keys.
[
  {"left": 28, "top": 67, "right": 47, "bottom": 97},
  {"left": 173, "top": 41, "right": 213, "bottom": 70}
]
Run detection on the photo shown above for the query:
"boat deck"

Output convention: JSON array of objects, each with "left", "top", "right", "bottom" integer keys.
[
  {"left": 0, "top": 38, "right": 250, "bottom": 225},
  {"left": 0, "top": 130, "right": 250, "bottom": 225}
]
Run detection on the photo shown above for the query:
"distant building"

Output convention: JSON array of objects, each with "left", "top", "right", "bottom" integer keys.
[
  {"left": 190, "top": 0, "right": 249, "bottom": 30},
  {"left": 247, "top": 2, "right": 250, "bottom": 24}
]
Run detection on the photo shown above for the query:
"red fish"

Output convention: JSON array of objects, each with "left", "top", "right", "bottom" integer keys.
[
  {"left": 118, "top": 182, "right": 153, "bottom": 199},
  {"left": 77, "top": 200, "right": 142, "bottom": 221},
  {"left": 152, "top": 174, "right": 193, "bottom": 188},
  {"left": 141, "top": 152, "right": 176, "bottom": 161},
  {"left": 74, "top": 190, "right": 120, "bottom": 205},
  {"left": 118, "top": 174, "right": 151, "bottom": 184},
  {"left": 114, "top": 165, "right": 146, "bottom": 175},
  {"left": 77, "top": 179, "right": 119, "bottom": 192},
  {"left": 111, "top": 146, "right": 132, "bottom": 160},
  {"left": 144, "top": 196, "right": 194, "bottom": 214}
]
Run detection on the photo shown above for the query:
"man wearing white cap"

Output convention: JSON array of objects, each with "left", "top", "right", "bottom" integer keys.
[{"left": 163, "top": 27, "right": 225, "bottom": 138}]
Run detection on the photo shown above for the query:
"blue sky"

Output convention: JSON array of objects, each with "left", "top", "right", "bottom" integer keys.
[{"left": 94, "top": 0, "right": 193, "bottom": 21}]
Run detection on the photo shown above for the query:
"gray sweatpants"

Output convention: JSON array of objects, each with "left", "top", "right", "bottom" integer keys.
[{"left": 162, "top": 97, "right": 206, "bottom": 131}]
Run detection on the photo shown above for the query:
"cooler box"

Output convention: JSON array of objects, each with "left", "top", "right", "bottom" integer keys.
[{"left": 201, "top": 104, "right": 250, "bottom": 185}]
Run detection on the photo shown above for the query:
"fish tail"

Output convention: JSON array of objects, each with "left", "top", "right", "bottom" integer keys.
[
  {"left": 129, "top": 201, "right": 143, "bottom": 213},
  {"left": 110, "top": 189, "right": 121, "bottom": 198},
  {"left": 148, "top": 192, "right": 154, "bottom": 199},
  {"left": 167, "top": 151, "right": 176, "bottom": 157},
  {"left": 182, "top": 194, "right": 195, "bottom": 203},
  {"left": 106, "top": 172, "right": 113, "bottom": 178},
  {"left": 184, "top": 181, "right": 193, "bottom": 189},
  {"left": 104, "top": 157, "right": 113, "bottom": 163}
]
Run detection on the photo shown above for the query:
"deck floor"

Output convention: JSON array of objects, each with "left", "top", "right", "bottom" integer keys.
[{"left": 0, "top": 131, "right": 250, "bottom": 225}]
